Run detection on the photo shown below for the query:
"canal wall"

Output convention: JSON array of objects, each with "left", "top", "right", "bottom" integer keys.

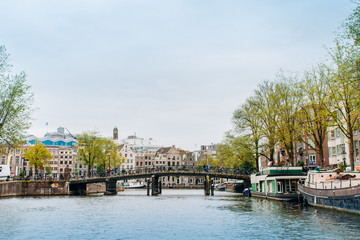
[
  {"left": 86, "top": 183, "right": 125, "bottom": 193},
  {"left": 0, "top": 181, "right": 126, "bottom": 197},
  {"left": 0, "top": 180, "right": 69, "bottom": 197}
]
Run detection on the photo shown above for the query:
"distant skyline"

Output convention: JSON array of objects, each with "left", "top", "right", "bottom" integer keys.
[{"left": 0, "top": 1, "right": 356, "bottom": 151}]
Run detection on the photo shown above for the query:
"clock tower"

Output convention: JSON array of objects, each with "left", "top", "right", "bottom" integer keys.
[{"left": 113, "top": 127, "right": 118, "bottom": 140}]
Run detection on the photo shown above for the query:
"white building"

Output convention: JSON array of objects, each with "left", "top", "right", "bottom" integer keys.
[{"left": 118, "top": 144, "right": 136, "bottom": 171}]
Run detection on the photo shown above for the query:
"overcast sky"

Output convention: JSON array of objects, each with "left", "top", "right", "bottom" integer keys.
[{"left": 0, "top": 0, "right": 356, "bottom": 150}]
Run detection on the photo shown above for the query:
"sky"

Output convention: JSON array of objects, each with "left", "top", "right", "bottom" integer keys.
[{"left": 0, "top": 0, "right": 356, "bottom": 151}]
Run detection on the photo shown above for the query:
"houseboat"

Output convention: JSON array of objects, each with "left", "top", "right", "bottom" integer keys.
[
  {"left": 251, "top": 166, "right": 306, "bottom": 201},
  {"left": 298, "top": 170, "right": 360, "bottom": 214}
]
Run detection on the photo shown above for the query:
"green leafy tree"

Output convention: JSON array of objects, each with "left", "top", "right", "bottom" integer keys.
[
  {"left": 77, "top": 132, "right": 124, "bottom": 177},
  {"left": 273, "top": 74, "right": 303, "bottom": 166},
  {"left": 23, "top": 143, "right": 52, "bottom": 176},
  {"left": 232, "top": 97, "right": 263, "bottom": 172},
  {"left": 0, "top": 46, "right": 33, "bottom": 148},
  {"left": 253, "top": 81, "right": 279, "bottom": 163},
  {"left": 216, "top": 135, "right": 256, "bottom": 173},
  {"left": 76, "top": 131, "right": 104, "bottom": 177},
  {"left": 325, "top": 22, "right": 360, "bottom": 171},
  {"left": 297, "top": 64, "right": 332, "bottom": 167}
]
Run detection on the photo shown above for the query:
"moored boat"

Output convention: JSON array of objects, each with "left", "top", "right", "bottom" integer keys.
[
  {"left": 117, "top": 181, "right": 146, "bottom": 189},
  {"left": 299, "top": 170, "right": 360, "bottom": 214},
  {"left": 251, "top": 166, "right": 306, "bottom": 201}
]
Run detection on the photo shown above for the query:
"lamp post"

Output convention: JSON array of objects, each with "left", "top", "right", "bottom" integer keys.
[
  {"left": 108, "top": 154, "right": 111, "bottom": 177},
  {"left": 342, "top": 150, "right": 346, "bottom": 170}
]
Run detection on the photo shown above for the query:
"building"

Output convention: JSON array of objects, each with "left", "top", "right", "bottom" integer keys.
[
  {"left": 23, "top": 127, "right": 84, "bottom": 179},
  {"left": 118, "top": 143, "right": 136, "bottom": 172},
  {"left": 26, "top": 127, "right": 77, "bottom": 147}
]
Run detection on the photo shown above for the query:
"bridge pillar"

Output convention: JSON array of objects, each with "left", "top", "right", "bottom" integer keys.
[
  {"left": 159, "top": 180, "right": 162, "bottom": 194},
  {"left": 147, "top": 178, "right": 150, "bottom": 196},
  {"left": 204, "top": 175, "right": 210, "bottom": 196},
  {"left": 105, "top": 179, "right": 117, "bottom": 195},
  {"left": 151, "top": 175, "right": 161, "bottom": 196},
  {"left": 69, "top": 183, "right": 87, "bottom": 195}
]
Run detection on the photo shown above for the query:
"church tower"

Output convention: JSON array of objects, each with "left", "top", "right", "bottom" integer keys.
[{"left": 113, "top": 126, "right": 118, "bottom": 140}]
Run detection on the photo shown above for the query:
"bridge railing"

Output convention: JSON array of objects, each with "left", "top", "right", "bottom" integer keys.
[{"left": 73, "top": 166, "right": 251, "bottom": 179}]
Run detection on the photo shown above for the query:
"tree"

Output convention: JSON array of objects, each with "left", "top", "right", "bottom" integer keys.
[
  {"left": 297, "top": 64, "right": 332, "bottom": 167},
  {"left": 0, "top": 46, "right": 33, "bottom": 148},
  {"left": 76, "top": 132, "right": 124, "bottom": 177},
  {"left": 326, "top": 42, "right": 360, "bottom": 171},
  {"left": 76, "top": 131, "right": 103, "bottom": 177},
  {"left": 216, "top": 135, "right": 256, "bottom": 173},
  {"left": 273, "top": 73, "right": 303, "bottom": 166},
  {"left": 253, "top": 81, "right": 279, "bottom": 163},
  {"left": 23, "top": 142, "right": 52, "bottom": 177},
  {"left": 324, "top": 6, "right": 360, "bottom": 171},
  {"left": 99, "top": 138, "right": 124, "bottom": 176},
  {"left": 232, "top": 97, "right": 263, "bottom": 172}
]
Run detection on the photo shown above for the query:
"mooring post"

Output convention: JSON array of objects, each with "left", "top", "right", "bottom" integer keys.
[
  {"left": 204, "top": 175, "right": 210, "bottom": 196},
  {"left": 151, "top": 175, "right": 157, "bottom": 196},
  {"left": 105, "top": 179, "right": 117, "bottom": 195},
  {"left": 147, "top": 178, "right": 150, "bottom": 196},
  {"left": 159, "top": 180, "right": 162, "bottom": 194},
  {"left": 210, "top": 179, "right": 214, "bottom": 196}
]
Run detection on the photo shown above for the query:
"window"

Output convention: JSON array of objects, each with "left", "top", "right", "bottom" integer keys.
[
  {"left": 309, "top": 154, "right": 316, "bottom": 164},
  {"left": 336, "top": 128, "right": 342, "bottom": 138},
  {"left": 15, "top": 156, "right": 20, "bottom": 164},
  {"left": 329, "top": 147, "right": 337, "bottom": 157},
  {"left": 337, "top": 144, "right": 346, "bottom": 155},
  {"left": 1, "top": 156, "right": 5, "bottom": 164},
  {"left": 329, "top": 130, "right": 335, "bottom": 140}
]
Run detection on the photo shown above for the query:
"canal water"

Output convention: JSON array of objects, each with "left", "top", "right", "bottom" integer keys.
[{"left": 1, "top": 190, "right": 360, "bottom": 240}]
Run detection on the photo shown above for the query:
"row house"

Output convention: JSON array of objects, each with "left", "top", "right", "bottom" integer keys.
[
  {"left": 118, "top": 144, "right": 136, "bottom": 171},
  {"left": 0, "top": 145, "right": 85, "bottom": 179},
  {"left": 328, "top": 126, "right": 360, "bottom": 168},
  {"left": 0, "top": 147, "right": 27, "bottom": 176},
  {"left": 134, "top": 149, "right": 157, "bottom": 169}
]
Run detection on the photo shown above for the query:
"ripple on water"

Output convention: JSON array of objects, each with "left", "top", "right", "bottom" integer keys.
[{"left": 0, "top": 190, "right": 359, "bottom": 240}]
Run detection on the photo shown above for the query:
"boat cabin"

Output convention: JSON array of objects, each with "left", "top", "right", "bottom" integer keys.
[{"left": 251, "top": 167, "right": 306, "bottom": 200}]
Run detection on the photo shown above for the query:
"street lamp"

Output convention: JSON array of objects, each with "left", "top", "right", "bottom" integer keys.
[{"left": 108, "top": 153, "right": 111, "bottom": 177}]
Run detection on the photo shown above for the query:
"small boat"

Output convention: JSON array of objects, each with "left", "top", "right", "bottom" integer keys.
[
  {"left": 299, "top": 170, "right": 360, "bottom": 214},
  {"left": 251, "top": 166, "right": 306, "bottom": 201},
  {"left": 225, "top": 180, "right": 246, "bottom": 193},
  {"left": 117, "top": 181, "right": 145, "bottom": 189},
  {"left": 215, "top": 183, "right": 226, "bottom": 191}
]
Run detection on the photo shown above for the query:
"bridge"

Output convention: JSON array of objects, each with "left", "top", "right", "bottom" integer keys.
[{"left": 68, "top": 169, "right": 250, "bottom": 196}]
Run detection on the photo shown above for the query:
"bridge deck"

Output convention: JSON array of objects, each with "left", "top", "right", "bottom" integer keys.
[{"left": 69, "top": 171, "right": 250, "bottom": 184}]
